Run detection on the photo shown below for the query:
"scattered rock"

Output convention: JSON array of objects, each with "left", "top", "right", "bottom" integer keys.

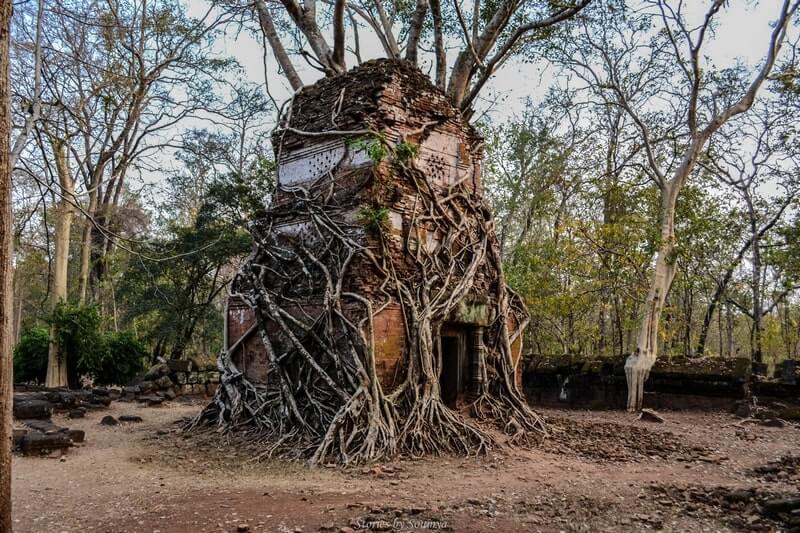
[
  {"left": 639, "top": 409, "right": 665, "bottom": 423},
  {"left": 119, "top": 415, "right": 143, "bottom": 423},
  {"left": 733, "top": 401, "right": 754, "bottom": 418},
  {"left": 67, "top": 409, "right": 85, "bottom": 419},
  {"left": 67, "top": 429, "right": 85, "bottom": 443},
  {"left": 100, "top": 415, "right": 118, "bottom": 426},
  {"left": 136, "top": 395, "right": 163, "bottom": 407},
  {"left": 540, "top": 415, "right": 701, "bottom": 462},
  {"left": 763, "top": 497, "right": 800, "bottom": 515}
]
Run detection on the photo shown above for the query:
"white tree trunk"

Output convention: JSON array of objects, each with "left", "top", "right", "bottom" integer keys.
[
  {"left": 625, "top": 182, "right": 679, "bottom": 411},
  {"left": 45, "top": 145, "right": 75, "bottom": 388}
]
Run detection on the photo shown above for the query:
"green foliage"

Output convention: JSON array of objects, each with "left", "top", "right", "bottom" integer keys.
[
  {"left": 395, "top": 141, "right": 419, "bottom": 162},
  {"left": 12, "top": 305, "right": 146, "bottom": 386},
  {"left": 349, "top": 133, "right": 388, "bottom": 163},
  {"left": 358, "top": 206, "right": 391, "bottom": 233},
  {"left": 48, "top": 303, "right": 145, "bottom": 386},
  {"left": 49, "top": 302, "right": 104, "bottom": 369},
  {"left": 81, "top": 331, "right": 146, "bottom": 386},
  {"left": 13, "top": 327, "right": 49, "bottom": 383}
]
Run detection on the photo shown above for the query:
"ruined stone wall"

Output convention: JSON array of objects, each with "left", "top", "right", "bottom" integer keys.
[{"left": 524, "top": 356, "right": 799, "bottom": 411}]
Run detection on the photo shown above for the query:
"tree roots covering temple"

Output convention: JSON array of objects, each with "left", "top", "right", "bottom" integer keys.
[{"left": 191, "top": 59, "right": 546, "bottom": 464}]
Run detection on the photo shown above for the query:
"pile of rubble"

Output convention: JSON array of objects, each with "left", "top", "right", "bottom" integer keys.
[
  {"left": 12, "top": 387, "right": 114, "bottom": 456},
  {"left": 650, "top": 483, "right": 800, "bottom": 530},
  {"left": 121, "top": 360, "right": 220, "bottom": 404},
  {"left": 750, "top": 455, "right": 800, "bottom": 485},
  {"left": 14, "top": 387, "right": 115, "bottom": 418},
  {"left": 539, "top": 415, "right": 716, "bottom": 463}
]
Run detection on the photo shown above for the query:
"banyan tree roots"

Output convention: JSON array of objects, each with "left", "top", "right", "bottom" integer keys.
[{"left": 190, "top": 147, "right": 546, "bottom": 464}]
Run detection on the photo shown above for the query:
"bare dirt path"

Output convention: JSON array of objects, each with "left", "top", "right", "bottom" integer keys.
[{"left": 11, "top": 401, "right": 800, "bottom": 532}]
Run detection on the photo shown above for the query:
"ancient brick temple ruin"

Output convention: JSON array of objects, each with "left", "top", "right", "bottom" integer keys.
[
  {"left": 225, "top": 59, "right": 523, "bottom": 407},
  {"left": 202, "top": 59, "right": 541, "bottom": 463}
]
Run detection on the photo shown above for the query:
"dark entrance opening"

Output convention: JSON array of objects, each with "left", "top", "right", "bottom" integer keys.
[{"left": 439, "top": 335, "right": 461, "bottom": 408}]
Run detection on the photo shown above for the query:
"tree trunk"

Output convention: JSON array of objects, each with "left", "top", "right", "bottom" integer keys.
[
  {"left": 0, "top": 0, "right": 15, "bottom": 527},
  {"left": 77, "top": 173, "right": 100, "bottom": 304},
  {"left": 747, "top": 194, "right": 764, "bottom": 363},
  {"left": 683, "top": 285, "right": 693, "bottom": 357},
  {"left": 726, "top": 301, "right": 735, "bottom": 358},
  {"left": 625, "top": 181, "right": 679, "bottom": 411},
  {"left": 45, "top": 142, "right": 75, "bottom": 388},
  {"left": 696, "top": 198, "right": 790, "bottom": 356}
]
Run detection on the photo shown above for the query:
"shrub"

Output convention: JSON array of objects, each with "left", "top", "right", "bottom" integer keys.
[
  {"left": 395, "top": 141, "right": 419, "bottom": 162},
  {"left": 348, "top": 133, "right": 387, "bottom": 163},
  {"left": 358, "top": 206, "right": 391, "bottom": 233},
  {"left": 81, "top": 331, "right": 146, "bottom": 386},
  {"left": 13, "top": 327, "right": 49, "bottom": 383},
  {"left": 13, "top": 303, "right": 147, "bottom": 387}
]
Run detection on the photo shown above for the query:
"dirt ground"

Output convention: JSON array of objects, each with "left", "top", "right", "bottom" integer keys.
[{"left": 10, "top": 399, "right": 800, "bottom": 532}]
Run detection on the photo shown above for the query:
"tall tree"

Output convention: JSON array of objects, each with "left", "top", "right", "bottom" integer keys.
[
  {"left": 700, "top": 100, "right": 800, "bottom": 361},
  {"left": 0, "top": 0, "right": 14, "bottom": 526},
  {"left": 249, "top": 0, "right": 590, "bottom": 110},
  {"left": 546, "top": 0, "right": 799, "bottom": 409},
  {"left": 13, "top": 0, "right": 232, "bottom": 387}
]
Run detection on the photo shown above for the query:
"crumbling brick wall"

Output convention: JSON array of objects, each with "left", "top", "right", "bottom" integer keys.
[{"left": 228, "top": 59, "right": 521, "bottom": 394}]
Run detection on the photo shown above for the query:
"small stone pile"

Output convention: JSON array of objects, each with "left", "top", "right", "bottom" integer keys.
[{"left": 123, "top": 359, "right": 220, "bottom": 404}]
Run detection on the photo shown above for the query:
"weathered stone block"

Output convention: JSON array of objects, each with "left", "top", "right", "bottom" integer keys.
[
  {"left": 13, "top": 399, "right": 53, "bottom": 420},
  {"left": 19, "top": 431, "right": 72, "bottom": 455},
  {"left": 166, "top": 359, "right": 192, "bottom": 373},
  {"left": 154, "top": 375, "right": 174, "bottom": 389},
  {"left": 144, "top": 363, "right": 169, "bottom": 381},
  {"left": 68, "top": 429, "right": 85, "bottom": 443}
]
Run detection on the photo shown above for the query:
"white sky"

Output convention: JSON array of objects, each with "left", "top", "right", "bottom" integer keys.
[{"left": 188, "top": 1, "right": 778, "bottom": 125}]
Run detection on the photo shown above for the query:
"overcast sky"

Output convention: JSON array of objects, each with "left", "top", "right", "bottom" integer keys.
[{"left": 188, "top": 1, "right": 780, "bottom": 125}]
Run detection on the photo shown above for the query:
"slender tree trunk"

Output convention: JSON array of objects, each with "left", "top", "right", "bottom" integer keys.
[
  {"left": 78, "top": 172, "right": 100, "bottom": 304},
  {"left": 625, "top": 181, "right": 679, "bottom": 410},
  {"left": 696, "top": 198, "right": 790, "bottom": 356},
  {"left": 45, "top": 143, "right": 75, "bottom": 388},
  {"left": 747, "top": 196, "right": 764, "bottom": 363},
  {"left": 684, "top": 286, "right": 693, "bottom": 357},
  {"left": 0, "top": 0, "right": 15, "bottom": 526},
  {"left": 726, "top": 301, "right": 735, "bottom": 358},
  {"left": 613, "top": 295, "right": 623, "bottom": 355},
  {"left": 718, "top": 298, "right": 724, "bottom": 357}
]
